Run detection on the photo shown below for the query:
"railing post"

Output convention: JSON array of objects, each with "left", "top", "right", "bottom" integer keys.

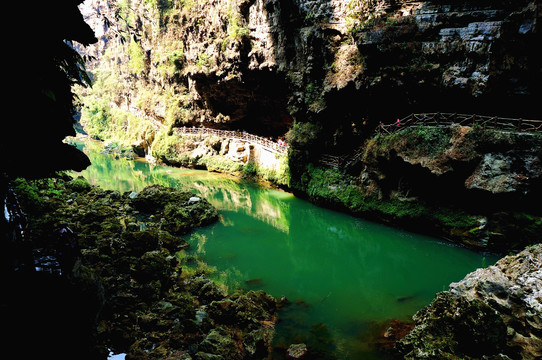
[{"left": 518, "top": 118, "right": 522, "bottom": 132}]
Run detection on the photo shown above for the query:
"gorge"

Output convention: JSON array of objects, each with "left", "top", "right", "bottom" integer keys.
[{"left": 76, "top": 0, "right": 542, "bottom": 251}]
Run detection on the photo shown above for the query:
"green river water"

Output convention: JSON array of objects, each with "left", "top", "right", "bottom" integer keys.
[{"left": 75, "top": 140, "right": 499, "bottom": 359}]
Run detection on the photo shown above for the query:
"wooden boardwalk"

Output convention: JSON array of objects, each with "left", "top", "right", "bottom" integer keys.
[
  {"left": 174, "top": 126, "right": 289, "bottom": 154},
  {"left": 378, "top": 113, "right": 542, "bottom": 135},
  {"left": 321, "top": 113, "right": 542, "bottom": 170}
]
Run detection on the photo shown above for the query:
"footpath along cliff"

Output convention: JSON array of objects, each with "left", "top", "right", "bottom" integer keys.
[{"left": 76, "top": 0, "right": 542, "bottom": 251}]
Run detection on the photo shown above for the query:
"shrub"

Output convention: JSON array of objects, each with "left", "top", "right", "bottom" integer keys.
[
  {"left": 128, "top": 39, "right": 146, "bottom": 75},
  {"left": 285, "top": 121, "right": 322, "bottom": 149},
  {"left": 80, "top": 96, "right": 111, "bottom": 140}
]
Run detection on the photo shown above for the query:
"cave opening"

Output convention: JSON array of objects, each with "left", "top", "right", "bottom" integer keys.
[{"left": 192, "top": 70, "right": 293, "bottom": 139}]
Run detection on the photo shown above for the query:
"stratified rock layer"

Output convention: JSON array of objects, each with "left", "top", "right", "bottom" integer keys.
[
  {"left": 77, "top": 0, "right": 541, "bottom": 137},
  {"left": 396, "top": 244, "right": 542, "bottom": 359}
]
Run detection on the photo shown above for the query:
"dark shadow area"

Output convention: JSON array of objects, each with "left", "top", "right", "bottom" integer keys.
[
  {"left": 192, "top": 70, "right": 293, "bottom": 137},
  {"left": 1, "top": 271, "right": 106, "bottom": 360},
  {"left": 2, "top": 1, "right": 101, "bottom": 358}
]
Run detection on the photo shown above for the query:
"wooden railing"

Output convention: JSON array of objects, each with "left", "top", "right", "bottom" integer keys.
[
  {"left": 378, "top": 113, "right": 542, "bottom": 135},
  {"left": 318, "top": 154, "right": 345, "bottom": 169},
  {"left": 174, "top": 127, "right": 289, "bottom": 154}
]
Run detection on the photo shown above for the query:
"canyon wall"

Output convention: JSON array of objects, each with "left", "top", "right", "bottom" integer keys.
[
  {"left": 76, "top": 0, "right": 542, "bottom": 250},
  {"left": 78, "top": 0, "right": 541, "bottom": 137}
]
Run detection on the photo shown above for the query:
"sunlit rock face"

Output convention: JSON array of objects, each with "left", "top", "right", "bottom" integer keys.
[
  {"left": 361, "top": 125, "right": 542, "bottom": 199},
  {"left": 78, "top": 0, "right": 540, "bottom": 139},
  {"left": 396, "top": 244, "right": 542, "bottom": 360}
]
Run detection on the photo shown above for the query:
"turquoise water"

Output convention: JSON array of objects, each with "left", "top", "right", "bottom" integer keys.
[{"left": 75, "top": 140, "right": 498, "bottom": 359}]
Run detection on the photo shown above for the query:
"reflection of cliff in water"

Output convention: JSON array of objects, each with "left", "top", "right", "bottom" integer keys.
[
  {"left": 192, "top": 182, "right": 292, "bottom": 234},
  {"left": 161, "top": 168, "right": 292, "bottom": 234},
  {"left": 73, "top": 139, "right": 292, "bottom": 233}
]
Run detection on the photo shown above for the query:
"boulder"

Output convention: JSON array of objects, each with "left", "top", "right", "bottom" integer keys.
[
  {"left": 130, "top": 185, "right": 192, "bottom": 212},
  {"left": 396, "top": 244, "right": 542, "bottom": 359},
  {"left": 197, "top": 327, "right": 238, "bottom": 359}
]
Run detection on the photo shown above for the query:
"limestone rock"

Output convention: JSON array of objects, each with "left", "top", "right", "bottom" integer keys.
[
  {"left": 465, "top": 151, "right": 542, "bottom": 194},
  {"left": 396, "top": 244, "right": 542, "bottom": 359},
  {"left": 287, "top": 343, "right": 308, "bottom": 358}
]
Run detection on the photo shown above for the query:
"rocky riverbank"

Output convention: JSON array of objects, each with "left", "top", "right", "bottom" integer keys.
[
  {"left": 395, "top": 244, "right": 542, "bottom": 360},
  {"left": 151, "top": 131, "right": 290, "bottom": 187},
  {"left": 74, "top": 0, "right": 541, "bottom": 253},
  {"left": 291, "top": 124, "right": 542, "bottom": 253},
  {"left": 9, "top": 175, "right": 278, "bottom": 359}
]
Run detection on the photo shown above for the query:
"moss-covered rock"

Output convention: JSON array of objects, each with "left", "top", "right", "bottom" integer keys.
[
  {"left": 396, "top": 244, "right": 542, "bottom": 359},
  {"left": 12, "top": 175, "right": 278, "bottom": 360}
]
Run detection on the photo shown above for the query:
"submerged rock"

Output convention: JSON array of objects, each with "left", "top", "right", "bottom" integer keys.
[
  {"left": 287, "top": 343, "right": 308, "bottom": 358},
  {"left": 396, "top": 244, "right": 542, "bottom": 359}
]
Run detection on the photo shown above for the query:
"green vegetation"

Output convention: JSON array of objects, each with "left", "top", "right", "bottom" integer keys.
[
  {"left": 128, "top": 38, "right": 146, "bottom": 75},
  {"left": 285, "top": 121, "right": 322, "bottom": 149},
  {"left": 151, "top": 131, "right": 187, "bottom": 164},
  {"left": 345, "top": 0, "right": 414, "bottom": 37},
  {"left": 80, "top": 96, "right": 111, "bottom": 138},
  {"left": 304, "top": 82, "right": 319, "bottom": 104},
  {"left": 11, "top": 174, "right": 88, "bottom": 213},
  {"left": 80, "top": 95, "right": 154, "bottom": 147},
  {"left": 227, "top": 11, "right": 249, "bottom": 41},
  {"left": 300, "top": 164, "right": 479, "bottom": 230},
  {"left": 194, "top": 52, "right": 215, "bottom": 70},
  {"left": 221, "top": 3, "right": 250, "bottom": 51},
  {"left": 366, "top": 125, "right": 453, "bottom": 158},
  {"left": 241, "top": 156, "right": 290, "bottom": 187},
  {"left": 144, "top": 0, "right": 174, "bottom": 13},
  {"left": 346, "top": 0, "right": 382, "bottom": 36},
  {"left": 116, "top": 0, "right": 137, "bottom": 28},
  {"left": 199, "top": 155, "right": 244, "bottom": 173}
]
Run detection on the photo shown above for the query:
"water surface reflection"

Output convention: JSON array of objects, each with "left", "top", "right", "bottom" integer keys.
[{"left": 74, "top": 140, "right": 498, "bottom": 359}]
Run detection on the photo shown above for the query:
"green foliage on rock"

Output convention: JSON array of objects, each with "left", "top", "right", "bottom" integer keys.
[
  {"left": 128, "top": 38, "right": 146, "bottom": 75},
  {"left": 300, "top": 164, "right": 479, "bottom": 231},
  {"left": 285, "top": 121, "right": 322, "bottom": 150},
  {"left": 241, "top": 156, "right": 290, "bottom": 187},
  {"left": 367, "top": 125, "right": 453, "bottom": 159},
  {"left": 80, "top": 96, "right": 112, "bottom": 139},
  {"left": 80, "top": 95, "right": 154, "bottom": 147}
]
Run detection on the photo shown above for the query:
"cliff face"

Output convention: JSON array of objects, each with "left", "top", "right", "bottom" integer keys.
[
  {"left": 78, "top": 0, "right": 541, "bottom": 138},
  {"left": 76, "top": 0, "right": 542, "bottom": 249},
  {"left": 357, "top": 125, "right": 542, "bottom": 248}
]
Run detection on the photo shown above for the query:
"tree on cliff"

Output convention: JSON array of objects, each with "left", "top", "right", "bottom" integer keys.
[{"left": 1, "top": 1, "right": 97, "bottom": 179}]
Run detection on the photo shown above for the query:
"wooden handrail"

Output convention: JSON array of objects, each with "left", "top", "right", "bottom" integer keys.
[
  {"left": 174, "top": 127, "right": 290, "bottom": 154},
  {"left": 377, "top": 113, "right": 542, "bottom": 135}
]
